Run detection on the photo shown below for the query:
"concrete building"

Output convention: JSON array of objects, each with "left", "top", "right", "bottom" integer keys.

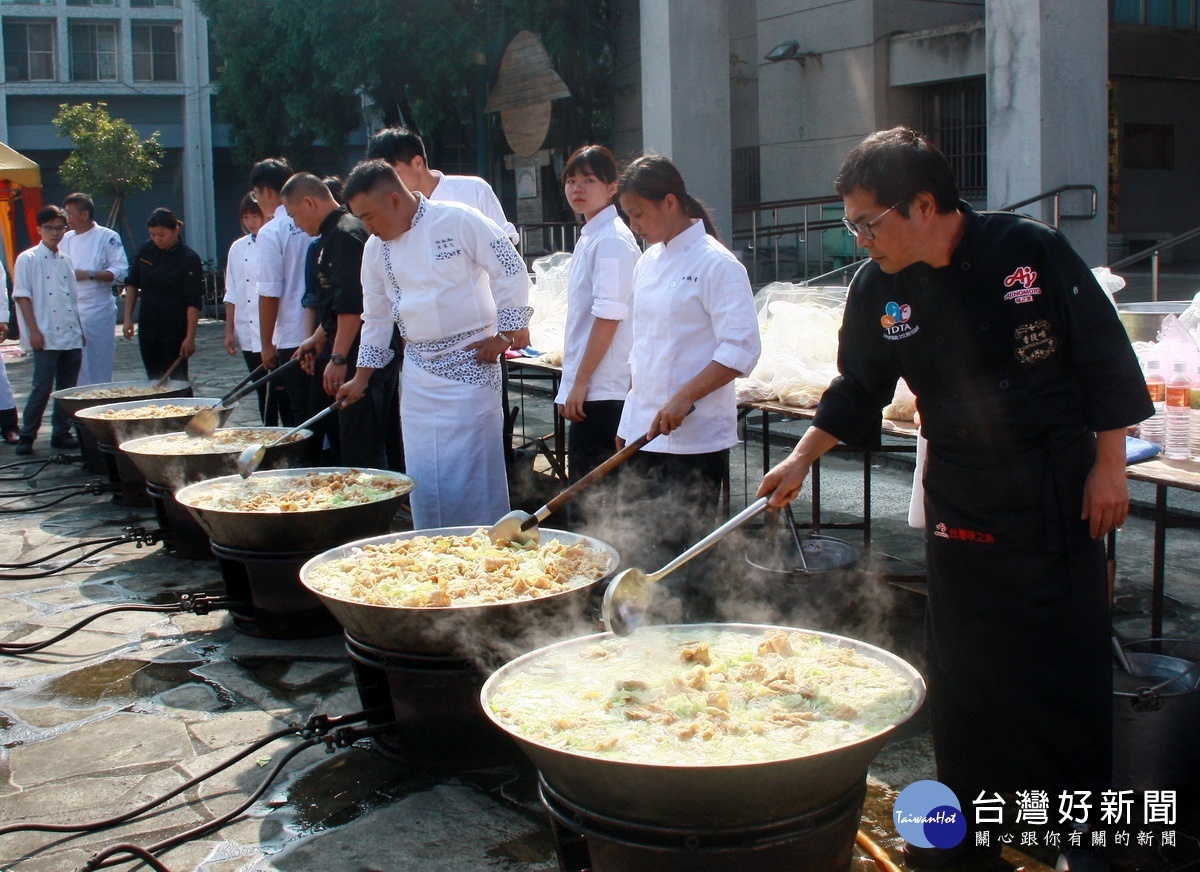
[{"left": 0, "top": 0, "right": 216, "bottom": 264}]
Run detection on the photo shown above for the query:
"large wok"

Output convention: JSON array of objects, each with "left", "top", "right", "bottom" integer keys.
[
  {"left": 52, "top": 379, "right": 193, "bottom": 419},
  {"left": 481, "top": 623, "right": 925, "bottom": 830},
  {"left": 174, "top": 467, "right": 414, "bottom": 553},
  {"left": 74, "top": 397, "right": 234, "bottom": 447},
  {"left": 121, "top": 427, "right": 313, "bottom": 488},
  {"left": 300, "top": 527, "right": 619, "bottom": 658}
]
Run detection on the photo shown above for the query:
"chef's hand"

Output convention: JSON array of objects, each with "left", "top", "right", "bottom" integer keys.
[
  {"left": 293, "top": 334, "right": 323, "bottom": 376},
  {"left": 224, "top": 325, "right": 237, "bottom": 355},
  {"left": 261, "top": 344, "right": 278, "bottom": 370},
  {"left": 648, "top": 395, "right": 692, "bottom": 439},
  {"left": 335, "top": 371, "right": 370, "bottom": 407},
  {"left": 324, "top": 362, "right": 348, "bottom": 397},
  {"left": 122, "top": 320, "right": 135, "bottom": 340},
  {"left": 467, "top": 333, "right": 513, "bottom": 365},
  {"left": 180, "top": 336, "right": 196, "bottom": 358},
  {"left": 560, "top": 381, "right": 589, "bottom": 423},
  {"left": 0, "top": 322, "right": 8, "bottom": 342},
  {"left": 509, "top": 328, "right": 531, "bottom": 351},
  {"left": 1082, "top": 432, "right": 1129, "bottom": 538},
  {"left": 757, "top": 454, "right": 812, "bottom": 508},
  {"left": 27, "top": 327, "right": 46, "bottom": 351}
]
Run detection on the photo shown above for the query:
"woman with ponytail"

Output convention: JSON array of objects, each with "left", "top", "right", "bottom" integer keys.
[{"left": 614, "top": 154, "right": 760, "bottom": 620}]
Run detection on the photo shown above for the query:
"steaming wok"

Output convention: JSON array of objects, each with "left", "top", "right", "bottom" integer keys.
[
  {"left": 174, "top": 467, "right": 414, "bottom": 552},
  {"left": 74, "top": 397, "right": 234, "bottom": 447},
  {"left": 120, "top": 427, "right": 313, "bottom": 488},
  {"left": 52, "top": 379, "right": 193, "bottom": 420},
  {"left": 481, "top": 623, "right": 924, "bottom": 829},
  {"left": 300, "top": 527, "right": 619, "bottom": 657}
]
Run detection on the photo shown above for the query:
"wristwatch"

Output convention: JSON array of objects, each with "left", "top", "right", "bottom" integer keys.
[
  {"left": 88, "top": 270, "right": 95, "bottom": 280},
  {"left": 330, "top": 353, "right": 348, "bottom": 365}
]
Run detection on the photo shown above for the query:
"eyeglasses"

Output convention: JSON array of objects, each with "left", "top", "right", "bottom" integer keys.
[
  {"left": 40, "top": 224, "right": 68, "bottom": 233},
  {"left": 842, "top": 204, "right": 900, "bottom": 241}
]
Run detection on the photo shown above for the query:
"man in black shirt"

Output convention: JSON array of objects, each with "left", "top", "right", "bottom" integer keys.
[
  {"left": 759, "top": 128, "right": 1151, "bottom": 870},
  {"left": 283, "top": 173, "right": 399, "bottom": 468}
]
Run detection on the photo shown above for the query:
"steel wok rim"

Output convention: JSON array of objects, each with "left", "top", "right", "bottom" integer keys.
[{"left": 174, "top": 466, "right": 416, "bottom": 513}]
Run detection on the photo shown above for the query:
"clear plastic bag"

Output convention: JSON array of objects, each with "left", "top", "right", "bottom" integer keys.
[{"left": 528, "top": 252, "right": 571, "bottom": 362}]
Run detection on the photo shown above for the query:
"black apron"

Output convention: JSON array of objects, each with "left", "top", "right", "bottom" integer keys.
[{"left": 921, "top": 431, "right": 1111, "bottom": 803}]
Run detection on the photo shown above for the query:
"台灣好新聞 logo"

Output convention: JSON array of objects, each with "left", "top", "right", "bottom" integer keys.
[{"left": 893, "top": 780, "right": 967, "bottom": 849}]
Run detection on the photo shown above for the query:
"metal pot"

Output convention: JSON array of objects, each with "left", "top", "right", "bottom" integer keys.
[
  {"left": 174, "top": 467, "right": 415, "bottom": 553},
  {"left": 481, "top": 623, "right": 925, "bottom": 829},
  {"left": 74, "top": 397, "right": 233, "bottom": 447},
  {"left": 300, "top": 527, "right": 620, "bottom": 657},
  {"left": 120, "top": 427, "right": 313, "bottom": 488},
  {"left": 1117, "top": 302, "right": 1189, "bottom": 344},
  {"left": 52, "top": 379, "right": 193, "bottom": 420}
]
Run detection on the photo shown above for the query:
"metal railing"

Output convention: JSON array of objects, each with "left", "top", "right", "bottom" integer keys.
[
  {"left": 517, "top": 222, "right": 581, "bottom": 263},
  {"left": 731, "top": 195, "right": 857, "bottom": 287},
  {"left": 1001, "top": 184, "right": 1098, "bottom": 224},
  {"left": 1107, "top": 224, "right": 1200, "bottom": 302}
]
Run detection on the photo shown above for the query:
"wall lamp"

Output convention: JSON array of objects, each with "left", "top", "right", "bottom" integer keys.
[{"left": 764, "top": 40, "right": 800, "bottom": 63}]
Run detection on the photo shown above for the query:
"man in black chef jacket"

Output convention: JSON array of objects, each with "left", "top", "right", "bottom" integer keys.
[
  {"left": 281, "top": 173, "right": 399, "bottom": 468},
  {"left": 759, "top": 128, "right": 1151, "bottom": 870}
]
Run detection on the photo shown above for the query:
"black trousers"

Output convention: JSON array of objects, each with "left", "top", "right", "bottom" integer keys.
[
  {"left": 305, "top": 355, "right": 400, "bottom": 469},
  {"left": 274, "top": 347, "right": 311, "bottom": 428},
  {"left": 240, "top": 350, "right": 277, "bottom": 425},
  {"left": 139, "top": 331, "right": 187, "bottom": 381},
  {"left": 922, "top": 434, "right": 1110, "bottom": 808},
  {"left": 565, "top": 400, "right": 624, "bottom": 527},
  {"left": 614, "top": 449, "right": 727, "bottom": 622}
]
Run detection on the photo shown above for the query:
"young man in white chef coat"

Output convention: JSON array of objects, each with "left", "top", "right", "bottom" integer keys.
[
  {"left": 60, "top": 192, "right": 128, "bottom": 386},
  {"left": 337, "top": 160, "right": 531, "bottom": 529}
]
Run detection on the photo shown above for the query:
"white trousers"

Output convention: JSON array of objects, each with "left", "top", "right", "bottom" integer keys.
[
  {"left": 400, "top": 363, "right": 509, "bottom": 530},
  {"left": 77, "top": 293, "right": 118, "bottom": 386}
]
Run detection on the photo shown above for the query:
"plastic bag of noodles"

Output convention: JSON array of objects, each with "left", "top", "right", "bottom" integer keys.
[{"left": 527, "top": 252, "right": 571, "bottom": 365}]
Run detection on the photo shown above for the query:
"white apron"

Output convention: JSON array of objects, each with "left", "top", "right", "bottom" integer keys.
[
  {"left": 76, "top": 293, "right": 118, "bottom": 386},
  {"left": 400, "top": 362, "right": 509, "bottom": 529}
]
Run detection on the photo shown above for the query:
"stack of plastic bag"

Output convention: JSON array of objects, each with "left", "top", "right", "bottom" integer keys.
[{"left": 528, "top": 252, "right": 571, "bottom": 365}]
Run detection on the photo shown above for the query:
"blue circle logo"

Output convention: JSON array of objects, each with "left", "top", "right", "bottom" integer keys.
[{"left": 893, "top": 780, "right": 966, "bottom": 849}]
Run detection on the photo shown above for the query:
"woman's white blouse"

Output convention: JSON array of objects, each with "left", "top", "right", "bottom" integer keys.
[
  {"left": 617, "top": 220, "right": 760, "bottom": 454},
  {"left": 555, "top": 205, "right": 640, "bottom": 404},
  {"left": 223, "top": 233, "right": 261, "bottom": 353}
]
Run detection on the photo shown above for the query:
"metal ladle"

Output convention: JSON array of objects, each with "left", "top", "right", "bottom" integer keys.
[
  {"left": 602, "top": 497, "right": 771, "bottom": 636},
  {"left": 236, "top": 399, "right": 342, "bottom": 478},
  {"left": 185, "top": 358, "right": 299, "bottom": 438}
]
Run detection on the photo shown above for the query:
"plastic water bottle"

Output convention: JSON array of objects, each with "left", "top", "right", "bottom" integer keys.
[
  {"left": 1141, "top": 358, "right": 1166, "bottom": 445},
  {"left": 1190, "top": 365, "right": 1200, "bottom": 461},
  {"left": 1165, "top": 360, "right": 1192, "bottom": 459}
]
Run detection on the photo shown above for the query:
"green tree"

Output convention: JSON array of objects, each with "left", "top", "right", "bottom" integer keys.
[{"left": 51, "top": 102, "right": 164, "bottom": 239}]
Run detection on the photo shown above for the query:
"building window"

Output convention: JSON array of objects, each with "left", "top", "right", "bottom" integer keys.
[
  {"left": 130, "top": 0, "right": 180, "bottom": 7},
  {"left": 69, "top": 21, "right": 118, "bottom": 82},
  {"left": 132, "top": 22, "right": 180, "bottom": 82},
  {"left": 1112, "top": 0, "right": 1197, "bottom": 28},
  {"left": 731, "top": 146, "right": 761, "bottom": 207},
  {"left": 66, "top": 0, "right": 117, "bottom": 6},
  {"left": 3, "top": 20, "right": 55, "bottom": 82},
  {"left": 0, "top": 0, "right": 54, "bottom": 6},
  {"left": 1123, "top": 123, "right": 1175, "bottom": 169},
  {"left": 922, "top": 78, "right": 987, "bottom": 201}
]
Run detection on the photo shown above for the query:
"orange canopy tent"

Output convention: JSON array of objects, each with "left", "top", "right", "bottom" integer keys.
[{"left": 0, "top": 142, "right": 44, "bottom": 275}]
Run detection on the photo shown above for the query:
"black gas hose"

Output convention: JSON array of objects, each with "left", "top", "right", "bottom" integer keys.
[{"left": 0, "top": 526, "right": 163, "bottom": 577}]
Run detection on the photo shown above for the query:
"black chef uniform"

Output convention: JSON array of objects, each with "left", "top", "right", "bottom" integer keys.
[
  {"left": 814, "top": 203, "right": 1152, "bottom": 805},
  {"left": 127, "top": 239, "right": 204, "bottom": 380}
]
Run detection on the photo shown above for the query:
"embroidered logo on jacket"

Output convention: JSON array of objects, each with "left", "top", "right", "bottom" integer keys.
[
  {"left": 1003, "top": 266, "right": 1042, "bottom": 304},
  {"left": 1014, "top": 319, "right": 1058, "bottom": 362},
  {"left": 434, "top": 236, "right": 462, "bottom": 260},
  {"left": 880, "top": 301, "right": 918, "bottom": 340},
  {"left": 933, "top": 522, "right": 996, "bottom": 544}
]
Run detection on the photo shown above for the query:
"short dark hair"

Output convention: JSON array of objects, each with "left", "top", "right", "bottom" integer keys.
[
  {"left": 248, "top": 157, "right": 294, "bottom": 194},
  {"left": 365, "top": 127, "right": 427, "bottom": 166},
  {"left": 281, "top": 172, "right": 335, "bottom": 203},
  {"left": 36, "top": 205, "right": 67, "bottom": 226},
  {"left": 617, "top": 154, "right": 717, "bottom": 239},
  {"left": 63, "top": 192, "right": 95, "bottom": 220},
  {"left": 834, "top": 127, "right": 960, "bottom": 216},
  {"left": 146, "top": 207, "right": 182, "bottom": 230},
  {"left": 238, "top": 191, "right": 262, "bottom": 219},
  {"left": 323, "top": 176, "right": 345, "bottom": 204},
  {"left": 562, "top": 145, "right": 620, "bottom": 187},
  {"left": 343, "top": 159, "right": 403, "bottom": 203}
]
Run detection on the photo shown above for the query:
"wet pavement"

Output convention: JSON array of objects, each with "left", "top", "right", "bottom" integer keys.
[{"left": 0, "top": 320, "right": 1197, "bottom": 871}]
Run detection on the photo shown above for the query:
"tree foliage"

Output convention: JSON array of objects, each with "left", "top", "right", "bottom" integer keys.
[
  {"left": 199, "top": 0, "right": 615, "bottom": 169},
  {"left": 51, "top": 102, "right": 164, "bottom": 225}
]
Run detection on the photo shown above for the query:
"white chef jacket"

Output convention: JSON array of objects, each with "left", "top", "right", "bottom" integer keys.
[
  {"left": 256, "top": 204, "right": 316, "bottom": 348},
  {"left": 223, "top": 233, "right": 261, "bottom": 352},
  {"left": 430, "top": 171, "right": 519, "bottom": 244},
  {"left": 12, "top": 243, "right": 84, "bottom": 351},
  {"left": 358, "top": 196, "right": 532, "bottom": 388},
  {"left": 616, "top": 220, "right": 760, "bottom": 454},
  {"left": 60, "top": 224, "right": 127, "bottom": 299},
  {"left": 555, "top": 205, "right": 639, "bottom": 404}
]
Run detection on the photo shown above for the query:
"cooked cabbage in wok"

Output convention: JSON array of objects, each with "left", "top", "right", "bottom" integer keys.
[
  {"left": 130, "top": 429, "right": 303, "bottom": 455},
  {"left": 94, "top": 403, "right": 205, "bottom": 419},
  {"left": 488, "top": 629, "right": 916, "bottom": 765},
  {"left": 186, "top": 470, "right": 408, "bottom": 512},
  {"left": 306, "top": 531, "right": 610, "bottom": 608},
  {"left": 68, "top": 385, "right": 177, "bottom": 400}
]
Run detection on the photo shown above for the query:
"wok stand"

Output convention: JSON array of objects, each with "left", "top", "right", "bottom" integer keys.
[
  {"left": 146, "top": 482, "right": 213, "bottom": 560},
  {"left": 211, "top": 542, "right": 341, "bottom": 639},
  {"left": 98, "top": 440, "right": 151, "bottom": 507}
]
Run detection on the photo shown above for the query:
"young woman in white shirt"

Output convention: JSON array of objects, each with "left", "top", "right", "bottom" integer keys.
[
  {"left": 222, "top": 193, "right": 274, "bottom": 423},
  {"left": 556, "top": 145, "right": 640, "bottom": 493},
  {"left": 614, "top": 155, "right": 761, "bottom": 620}
]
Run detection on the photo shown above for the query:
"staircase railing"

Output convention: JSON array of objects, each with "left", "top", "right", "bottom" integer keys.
[
  {"left": 1107, "top": 225, "right": 1200, "bottom": 302},
  {"left": 1001, "top": 184, "right": 1098, "bottom": 224}
]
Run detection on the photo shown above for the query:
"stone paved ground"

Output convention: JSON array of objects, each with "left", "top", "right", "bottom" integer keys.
[{"left": 0, "top": 319, "right": 1196, "bottom": 871}]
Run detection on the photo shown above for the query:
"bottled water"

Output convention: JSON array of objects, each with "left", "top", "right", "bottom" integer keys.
[
  {"left": 1141, "top": 358, "right": 1166, "bottom": 446},
  {"left": 1165, "top": 360, "right": 1192, "bottom": 460},
  {"left": 1190, "top": 366, "right": 1200, "bottom": 462}
]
